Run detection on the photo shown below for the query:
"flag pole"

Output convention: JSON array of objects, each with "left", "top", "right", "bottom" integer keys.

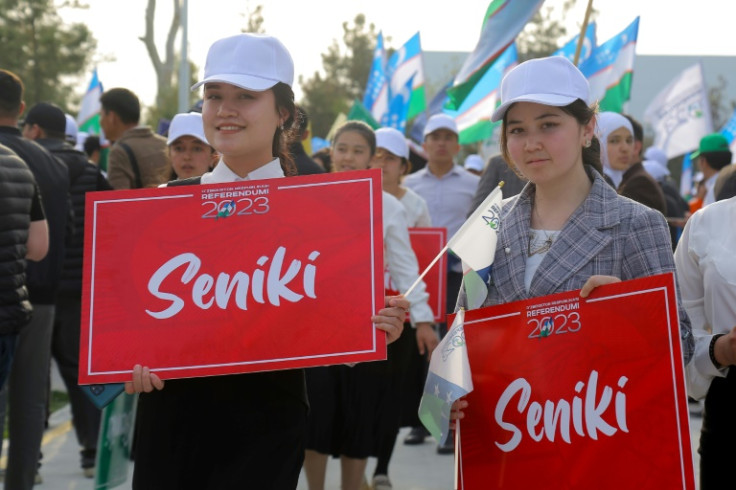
[{"left": 573, "top": 0, "right": 594, "bottom": 66}]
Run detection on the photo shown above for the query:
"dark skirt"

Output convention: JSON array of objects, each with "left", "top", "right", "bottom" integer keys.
[
  {"left": 305, "top": 321, "right": 413, "bottom": 459},
  {"left": 133, "top": 370, "right": 307, "bottom": 490},
  {"left": 699, "top": 367, "right": 736, "bottom": 490}
]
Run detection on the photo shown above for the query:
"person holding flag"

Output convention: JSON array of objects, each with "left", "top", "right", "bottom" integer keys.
[{"left": 430, "top": 56, "right": 693, "bottom": 436}]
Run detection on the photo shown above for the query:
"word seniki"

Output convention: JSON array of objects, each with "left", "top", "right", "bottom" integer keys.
[
  {"left": 145, "top": 246, "right": 319, "bottom": 319},
  {"left": 494, "top": 370, "right": 628, "bottom": 452}
]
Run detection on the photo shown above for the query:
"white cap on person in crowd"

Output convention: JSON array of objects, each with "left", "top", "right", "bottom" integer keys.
[
  {"left": 191, "top": 33, "right": 294, "bottom": 91},
  {"left": 376, "top": 127, "right": 409, "bottom": 159},
  {"left": 491, "top": 56, "right": 590, "bottom": 122},
  {"left": 464, "top": 154, "right": 484, "bottom": 172},
  {"left": 644, "top": 147, "right": 668, "bottom": 169},
  {"left": 423, "top": 114, "right": 458, "bottom": 138},
  {"left": 167, "top": 112, "right": 210, "bottom": 146},
  {"left": 65, "top": 114, "right": 78, "bottom": 146}
]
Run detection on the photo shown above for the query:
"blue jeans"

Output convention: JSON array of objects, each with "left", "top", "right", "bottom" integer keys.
[{"left": 0, "top": 334, "right": 17, "bottom": 390}]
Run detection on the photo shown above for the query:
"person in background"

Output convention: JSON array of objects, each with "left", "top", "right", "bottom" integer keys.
[
  {"left": 100, "top": 87, "right": 170, "bottom": 189},
  {"left": 674, "top": 194, "right": 736, "bottom": 489},
  {"left": 642, "top": 146, "right": 690, "bottom": 250},
  {"left": 64, "top": 114, "right": 78, "bottom": 147},
  {"left": 691, "top": 133, "right": 733, "bottom": 207},
  {"left": 463, "top": 154, "right": 484, "bottom": 176},
  {"left": 450, "top": 55, "right": 693, "bottom": 425},
  {"left": 402, "top": 113, "right": 479, "bottom": 453},
  {"left": 597, "top": 111, "right": 667, "bottom": 216},
  {"left": 303, "top": 121, "right": 433, "bottom": 490},
  {"left": 0, "top": 70, "right": 71, "bottom": 489},
  {"left": 21, "top": 101, "right": 112, "bottom": 479},
  {"left": 312, "top": 146, "right": 332, "bottom": 172},
  {"left": 83, "top": 134, "right": 102, "bottom": 167},
  {"left": 166, "top": 112, "right": 217, "bottom": 180},
  {"left": 123, "top": 34, "right": 408, "bottom": 490},
  {"left": 469, "top": 153, "right": 528, "bottom": 213},
  {"left": 0, "top": 144, "right": 49, "bottom": 391},
  {"left": 716, "top": 169, "right": 736, "bottom": 201},
  {"left": 714, "top": 161, "right": 735, "bottom": 200},
  {"left": 289, "top": 106, "right": 324, "bottom": 175},
  {"left": 368, "top": 127, "right": 438, "bottom": 490}
]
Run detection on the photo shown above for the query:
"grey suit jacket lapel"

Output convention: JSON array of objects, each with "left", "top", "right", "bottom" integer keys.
[
  {"left": 528, "top": 173, "right": 620, "bottom": 297},
  {"left": 493, "top": 187, "right": 533, "bottom": 304}
]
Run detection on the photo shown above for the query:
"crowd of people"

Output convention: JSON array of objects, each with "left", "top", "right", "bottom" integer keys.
[{"left": 0, "top": 30, "right": 734, "bottom": 490}]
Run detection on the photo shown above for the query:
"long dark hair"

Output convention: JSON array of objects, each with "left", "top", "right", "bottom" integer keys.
[
  {"left": 500, "top": 99, "right": 602, "bottom": 177},
  {"left": 272, "top": 82, "right": 298, "bottom": 176}
]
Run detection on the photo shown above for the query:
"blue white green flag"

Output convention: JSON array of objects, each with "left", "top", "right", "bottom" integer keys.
[
  {"left": 77, "top": 68, "right": 103, "bottom": 134},
  {"left": 385, "top": 32, "right": 426, "bottom": 123}
]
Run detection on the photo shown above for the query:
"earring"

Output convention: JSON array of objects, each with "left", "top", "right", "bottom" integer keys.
[{"left": 584, "top": 139, "right": 591, "bottom": 148}]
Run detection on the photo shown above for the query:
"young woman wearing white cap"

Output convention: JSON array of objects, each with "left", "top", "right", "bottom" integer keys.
[
  {"left": 124, "top": 34, "right": 408, "bottom": 490},
  {"left": 450, "top": 56, "right": 693, "bottom": 421},
  {"left": 303, "top": 121, "right": 435, "bottom": 490},
  {"left": 166, "top": 112, "right": 218, "bottom": 180}
]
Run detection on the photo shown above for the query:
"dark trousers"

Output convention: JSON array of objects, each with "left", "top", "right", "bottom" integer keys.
[
  {"left": 699, "top": 368, "right": 736, "bottom": 489},
  {"left": 0, "top": 334, "right": 17, "bottom": 391},
  {"left": 52, "top": 295, "right": 101, "bottom": 458}
]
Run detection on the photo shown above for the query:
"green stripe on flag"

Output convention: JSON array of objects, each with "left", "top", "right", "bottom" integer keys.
[
  {"left": 418, "top": 394, "right": 447, "bottom": 441},
  {"left": 599, "top": 71, "right": 634, "bottom": 113},
  {"left": 407, "top": 86, "right": 426, "bottom": 121},
  {"left": 459, "top": 120, "right": 499, "bottom": 145}
]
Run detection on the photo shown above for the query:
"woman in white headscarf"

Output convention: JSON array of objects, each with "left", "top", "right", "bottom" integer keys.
[
  {"left": 597, "top": 112, "right": 667, "bottom": 215},
  {"left": 596, "top": 111, "right": 634, "bottom": 188}
]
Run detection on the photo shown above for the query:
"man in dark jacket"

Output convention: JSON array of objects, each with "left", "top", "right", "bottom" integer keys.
[
  {"left": 0, "top": 69, "right": 70, "bottom": 489},
  {"left": 22, "top": 101, "right": 112, "bottom": 477},
  {"left": 0, "top": 144, "right": 49, "bottom": 390}
]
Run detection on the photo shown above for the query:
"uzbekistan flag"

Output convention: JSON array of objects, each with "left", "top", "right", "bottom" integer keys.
[
  {"left": 579, "top": 17, "right": 639, "bottom": 113},
  {"left": 77, "top": 68, "right": 103, "bottom": 134}
]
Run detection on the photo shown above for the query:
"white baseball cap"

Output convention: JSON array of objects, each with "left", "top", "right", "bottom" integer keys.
[
  {"left": 191, "top": 34, "right": 294, "bottom": 92},
  {"left": 491, "top": 56, "right": 590, "bottom": 122},
  {"left": 423, "top": 114, "right": 458, "bottom": 138},
  {"left": 464, "top": 154, "right": 484, "bottom": 172},
  {"left": 375, "top": 127, "right": 409, "bottom": 159},
  {"left": 64, "top": 114, "right": 78, "bottom": 145},
  {"left": 167, "top": 112, "right": 210, "bottom": 146}
]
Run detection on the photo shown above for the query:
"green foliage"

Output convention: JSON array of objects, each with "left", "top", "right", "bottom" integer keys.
[
  {"left": 0, "top": 0, "right": 96, "bottom": 112},
  {"left": 300, "top": 14, "right": 377, "bottom": 138},
  {"left": 708, "top": 75, "right": 736, "bottom": 130}
]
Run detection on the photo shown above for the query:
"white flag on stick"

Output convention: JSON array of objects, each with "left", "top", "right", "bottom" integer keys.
[{"left": 644, "top": 63, "right": 713, "bottom": 159}]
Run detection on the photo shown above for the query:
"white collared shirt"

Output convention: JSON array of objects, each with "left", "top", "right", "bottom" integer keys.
[
  {"left": 201, "top": 158, "right": 284, "bottom": 184},
  {"left": 675, "top": 196, "right": 736, "bottom": 399}
]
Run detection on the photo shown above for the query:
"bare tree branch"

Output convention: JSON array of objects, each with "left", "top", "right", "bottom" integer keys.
[{"left": 140, "top": 0, "right": 162, "bottom": 74}]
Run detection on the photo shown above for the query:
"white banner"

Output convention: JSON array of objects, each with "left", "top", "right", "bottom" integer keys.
[{"left": 644, "top": 63, "right": 713, "bottom": 158}]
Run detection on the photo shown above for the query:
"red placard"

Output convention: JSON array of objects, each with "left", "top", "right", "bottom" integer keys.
[
  {"left": 80, "top": 169, "right": 385, "bottom": 384},
  {"left": 385, "top": 227, "right": 447, "bottom": 323},
  {"left": 457, "top": 273, "right": 694, "bottom": 490}
]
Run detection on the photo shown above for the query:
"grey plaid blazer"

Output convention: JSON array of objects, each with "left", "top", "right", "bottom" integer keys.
[{"left": 457, "top": 167, "right": 694, "bottom": 364}]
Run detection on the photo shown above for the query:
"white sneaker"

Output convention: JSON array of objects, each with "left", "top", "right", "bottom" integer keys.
[{"left": 372, "top": 474, "right": 393, "bottom": 490}]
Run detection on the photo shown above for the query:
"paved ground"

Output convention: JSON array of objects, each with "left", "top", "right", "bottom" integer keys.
[{"left": 5, "top": 364, "right": 703, "bottom": 489}]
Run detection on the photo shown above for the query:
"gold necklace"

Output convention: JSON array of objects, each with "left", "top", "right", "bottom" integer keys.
[{"left": 528, "top": 199, "right": 559, "bottom": 257}]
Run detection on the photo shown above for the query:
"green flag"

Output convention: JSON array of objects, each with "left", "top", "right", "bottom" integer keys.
[{"left": 347, "top": 99, "right": 380, "bottom": 129}]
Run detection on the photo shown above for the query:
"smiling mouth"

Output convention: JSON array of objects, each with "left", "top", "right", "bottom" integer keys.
[{"left": 218, "top": 125, "right": 242, "bottom": 131}]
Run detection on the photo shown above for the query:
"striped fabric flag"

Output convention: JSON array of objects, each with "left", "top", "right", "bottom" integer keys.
[
  {"left": 553, "top": 21, "right": 597, "bottom": 64},
  {"left": 77, "top": 68, "right": 103, "bottom": 134},
  {"left": 446, "top": 0, "right": 545, "bottom": 110},
  {"left": 643, "top": 63, "right": 713, "bottom": 159},
  {"left": 579, "top": 17, "right": 639, "bottom": 113},
  {"left": 363, "top": 32, "right": 389, "bottom": 124},
  {"left": 417, "top": 184, "right": 503, "bottom": 444},
  {"left": 409, "top": 79, "right": 452, "bottom": 143},
  {"left": 447, "top": 183, "right": 503, "bottom": 310},
  {"left": 385, "top": 32, "right": 426, "bottom": 122},
  {"left": 418, "top": 308, "right": 472, "bottom": 445},
  {"left": 444, "top": 44, "right": 518, "bottom": 145},
  {"left": 719, "top": 108, "right": 736, "bottom": 155},
  {"left": 348, "top": 99, "right": 380, "bottom": 129},
  {"left": 382, "top": 74, "right": 416, "bottom": 132}
]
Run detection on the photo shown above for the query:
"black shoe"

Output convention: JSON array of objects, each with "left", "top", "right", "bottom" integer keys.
[
  {"left": 403, "top": 426, "right": 429, "bottom": 445},
  {"left": 436, "top": 431, "right": 455, "bottom": 455}
]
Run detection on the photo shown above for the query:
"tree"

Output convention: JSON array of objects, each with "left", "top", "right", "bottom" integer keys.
[
  {"left": 241, "top": 3, "right": 265, "bottom": 34},
  {"left": 0, "top": 0, "right": 96, "bottom": 111},
  {"left": 516, "top": 0, "right": 582, "bottom": 62},
  {"left": 144, "top": 56, "right": 199, "bottom": 127},
  {"left": 300, "top": 14, "right": 377, "bottom": 138},
  {"left": 140, "top": 0, "right": 181, "bottom": 114},
  {"left": 708, "top": 75, "right": 736, "bottom": 130}
]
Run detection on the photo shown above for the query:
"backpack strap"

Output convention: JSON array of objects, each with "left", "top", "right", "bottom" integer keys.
[{"left": 117, "top": 142, "right": 143, "bottom": 188}]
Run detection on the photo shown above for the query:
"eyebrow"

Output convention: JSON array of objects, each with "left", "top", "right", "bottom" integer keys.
[{"left": 507, "top": 112, "right": 561, "bottom": 125}]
